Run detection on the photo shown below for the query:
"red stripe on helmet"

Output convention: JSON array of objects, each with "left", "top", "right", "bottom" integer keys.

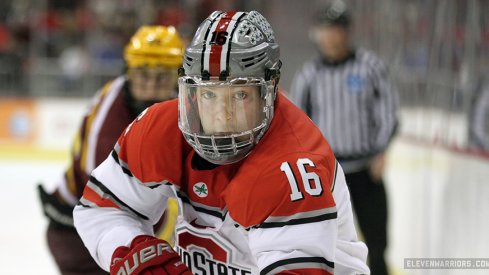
[{"left": 208, "top": 12, "right": 236, "bottom": 77}]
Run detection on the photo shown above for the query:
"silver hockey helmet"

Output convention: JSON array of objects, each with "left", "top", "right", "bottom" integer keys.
[{"left": 178, "top": 11, "right": 281, "bottom": 165}]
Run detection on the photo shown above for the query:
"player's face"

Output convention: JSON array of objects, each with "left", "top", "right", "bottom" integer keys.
[
  {"left": 196, "top": 85, "right": 261, "bottom": 135},
  {"left": 128, "top": 66, "right": 178, "bottom": 101},
  {"left": 315, "top": 25, "right": 349, "bottom": 60}
]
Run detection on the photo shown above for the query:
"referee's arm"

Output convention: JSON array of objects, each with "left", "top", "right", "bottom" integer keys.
[{"left": 371, "top": 61, "right": 399, "bottom": 153}]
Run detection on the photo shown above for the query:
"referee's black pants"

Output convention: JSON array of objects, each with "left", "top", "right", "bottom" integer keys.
[{"left": 345, "top": 168, "right": 389, "bottom": 275}]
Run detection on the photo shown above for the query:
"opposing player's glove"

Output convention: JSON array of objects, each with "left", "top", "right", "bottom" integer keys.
[
  {"left": 38, "top": 184, "right": 74, "bottom": 229},
  {"left": 110, "top": 235, "right": 192, "bottom": 275}
]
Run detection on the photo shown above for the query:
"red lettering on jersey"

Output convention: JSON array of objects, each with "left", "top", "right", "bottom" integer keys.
[{"left": 177, "top": 231, "right": 227, "bottom": 263}]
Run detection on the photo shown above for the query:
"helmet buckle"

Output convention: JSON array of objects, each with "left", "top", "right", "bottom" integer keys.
[
  {"left": 219, "top": 70, "right": 229, "bottom": 81},
  {"left": 202, "top": 70, "right": 211, "bottom": 81}
]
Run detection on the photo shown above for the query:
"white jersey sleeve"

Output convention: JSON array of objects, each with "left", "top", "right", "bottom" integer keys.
[
  {"left": 249, "top": 218, "right": 338, "bottom": 274},
  {"left": 247, "top": 163, "right": 369, "bottom": 275},
  {"left": 73, "top": 153, "right": 173, "bottom": 270},
  {"left": 332, "top": 163, "right": 370, "bottom": 274}
]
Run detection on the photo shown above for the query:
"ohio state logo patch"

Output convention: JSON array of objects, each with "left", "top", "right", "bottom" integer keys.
[
  {"left": 193, "top": 182, "right": 209, "bottom": 198},
  {"left": 176, "top": 227, "right": 252, "bottom": 274}
]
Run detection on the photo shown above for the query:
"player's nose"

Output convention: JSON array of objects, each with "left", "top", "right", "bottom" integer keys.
[{"left": 214, "top": 100, "right": 233, "bottom": 121}]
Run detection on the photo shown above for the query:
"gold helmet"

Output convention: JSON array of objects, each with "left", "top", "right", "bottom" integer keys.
[{"left": 124, "top": 25, "right": 184, "bottom": 68}]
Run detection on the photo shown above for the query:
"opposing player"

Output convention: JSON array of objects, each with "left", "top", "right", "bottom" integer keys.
[
  {"left": 38, "top": 25, "right": 184, "bottom": 274},
  {"left": 74, "top": 11, "right": 370, "bottom": 275}
]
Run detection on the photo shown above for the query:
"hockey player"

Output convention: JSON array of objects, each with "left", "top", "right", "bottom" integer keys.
[
  {"left": 74, "top": 11, "right": 370, "bottom": 275},
  {"left": 38, "top": 25, "right": 184, "bottom": 274}
]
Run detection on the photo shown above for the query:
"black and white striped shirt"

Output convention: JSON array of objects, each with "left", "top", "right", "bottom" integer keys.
[{"left": 289, "top": 49, "right": 398, "bottom": 170}]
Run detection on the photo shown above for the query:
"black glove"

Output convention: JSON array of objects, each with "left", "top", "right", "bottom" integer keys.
[{"left": 38, "top": 184, "right": 75, "bottom": 230}]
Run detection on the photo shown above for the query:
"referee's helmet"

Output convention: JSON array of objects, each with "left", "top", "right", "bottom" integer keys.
[{"left": 315, "top": 0, "right": 351, "bottom": 27}]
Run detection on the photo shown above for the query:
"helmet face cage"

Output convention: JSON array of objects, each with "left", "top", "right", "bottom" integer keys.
[
  {"left": 178, "top": 10, "right": 280, "bottom": 165},
  {"left": 178, "top": 76, "right": 276, "bottom": 165},
  {"left": 127, "top": 66, "right": 179, "bottom": 102}
]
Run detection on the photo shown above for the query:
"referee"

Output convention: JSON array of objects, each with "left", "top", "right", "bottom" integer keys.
[{"left": 289, "top": 1, "right": 398, "bottom": 275}]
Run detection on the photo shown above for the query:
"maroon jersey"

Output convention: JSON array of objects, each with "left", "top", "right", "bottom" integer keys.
[{"left": 57, "top": 76, "right": 135, "bottom": 205}]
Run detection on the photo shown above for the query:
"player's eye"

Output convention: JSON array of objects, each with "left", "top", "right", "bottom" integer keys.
[
  {"left": 201, "top": 90, "right": 216, "bottom": 99},
  {"left": 233, "top": 90, "right": 248, "bottom": 100}
]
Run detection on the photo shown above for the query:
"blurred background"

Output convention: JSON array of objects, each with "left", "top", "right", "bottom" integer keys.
[{"left": 1, "top": 0, "right": 489, "bottom": 274}]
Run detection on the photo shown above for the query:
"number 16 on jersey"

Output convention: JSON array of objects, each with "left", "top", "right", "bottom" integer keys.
[{"left": 280, "top": 158, "right": 323, "bottom": 201}]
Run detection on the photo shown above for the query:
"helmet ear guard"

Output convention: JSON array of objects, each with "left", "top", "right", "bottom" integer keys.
[
  {"left": 264, "top": 60, "right": 281, "bottom": 81},
  {"left": 265, "top": 60, "right": 281, "bottom": 101}
]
